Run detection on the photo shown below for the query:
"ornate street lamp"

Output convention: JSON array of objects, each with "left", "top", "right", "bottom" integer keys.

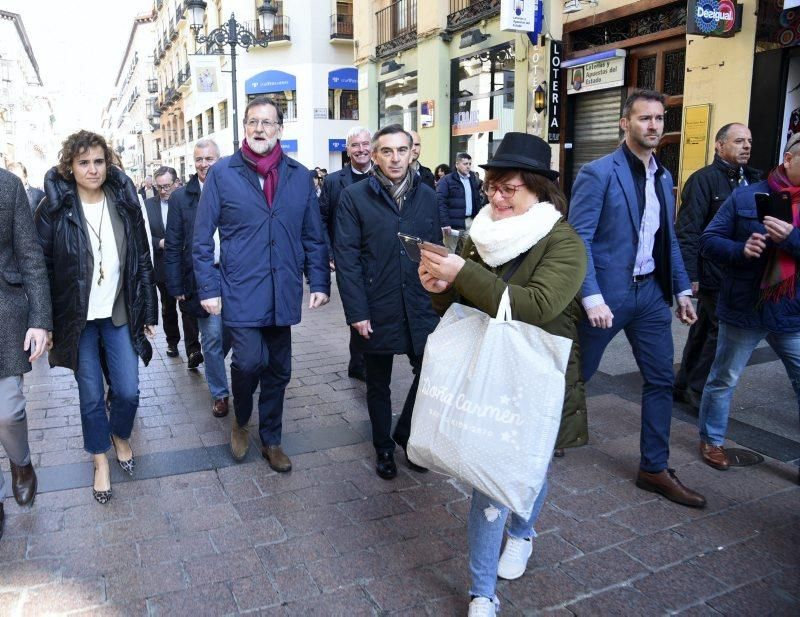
[{"left": 187, "top": 0, "right": 278, "bottom": 150}]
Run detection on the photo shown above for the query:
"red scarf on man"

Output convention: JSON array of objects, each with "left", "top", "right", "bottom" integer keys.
[
  {"left": 241, "top": 138, "right": 283, "bottom": 207},
  {"left": 762, "top": 165, "right": 800, "bottom": 302}
]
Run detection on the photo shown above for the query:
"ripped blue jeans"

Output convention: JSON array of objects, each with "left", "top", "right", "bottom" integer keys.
[{"left": 467, "top": 478, "right": 549, "bottom": 601}]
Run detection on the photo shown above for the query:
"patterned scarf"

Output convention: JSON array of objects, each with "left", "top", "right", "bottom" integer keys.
[
  {"left": 241, "top": 139, "right": 283, "bottom": 207},
  {"left": 762, "top": 165, "right": 800, "bottom": 302},
  {"left": 373, "top": 166, "right": 413, "bottom": 209}
]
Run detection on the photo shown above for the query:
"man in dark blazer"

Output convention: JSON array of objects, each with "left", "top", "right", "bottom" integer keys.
[
  {"left": 0, "top": 169, "right": 52, "bottom": 539},
  {"left": 334, "top": 124, "right": 441, "bottom": 480},
  {"left": 145, "top": 166, "right": 201, "bottom": 366},
  {"left": 569, "top": 89, "right": 705, "bottom": 508},
  {"left": 8, "top": 162, "right": 45, "bottom": 212},
  {"left": 193, "top": 96, "right": 330, "bottom": 472},
  {"left": 674, "top": 123, "right": 761, "bottom": 409},
  {"left": 165, "top": 139, "right": 231, "bottom": 418},
  {"left": 319, "top": 126, "right": 372, "bottom": 381},
  {"left": 436, "top": 152, "right": 483, "bottom": 252},
  {"left": 410, "top": 130, "right": 436, "bottom": 189}
]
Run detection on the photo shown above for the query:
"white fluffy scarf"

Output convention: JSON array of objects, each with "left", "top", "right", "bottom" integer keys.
[{"left": 468, "top": 202, "right": 562, "bottom": 267}]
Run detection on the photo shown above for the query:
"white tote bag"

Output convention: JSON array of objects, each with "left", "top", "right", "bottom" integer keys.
[{"left": 407, "top": 289, "right": 572, "bottom": 519}]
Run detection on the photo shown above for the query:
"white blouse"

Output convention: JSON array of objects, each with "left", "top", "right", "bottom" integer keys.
[{"left": 83, "top": 198, "right": 121, "bottom": 320}]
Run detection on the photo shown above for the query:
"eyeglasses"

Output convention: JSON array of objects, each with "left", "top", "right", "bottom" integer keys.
[
  {"left": 483, "top": 183, "right": 526, "bottom": 199},
  {"left": 245, "top": 119, "right": 280, "bottom": 130},
  {"left": 156, "top": 183, "right": 173, "bottom": 192}
]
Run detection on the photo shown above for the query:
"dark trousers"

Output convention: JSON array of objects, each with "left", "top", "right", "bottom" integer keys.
[
  {"left": 363, "top": 352, "right": 423, "bottom": 454},
  {"left": 229, "top": 325, "right": 292, "bottom": 447},
  {"left": 348, "top": 329, "right": 365, "bottom": 374},
  {"left": 578, "top": 277, "right": 674, "bottom": 473},
  {"left": 156, "top": 281, "right": 200, "bottom": 354},
  {"left": 675, "top": 288, "right": 719, "bottom": 396}
]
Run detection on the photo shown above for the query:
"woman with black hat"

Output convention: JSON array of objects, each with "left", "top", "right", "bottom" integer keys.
[{"left": 418, "top": 132, "right": 587, "bottom": 616}]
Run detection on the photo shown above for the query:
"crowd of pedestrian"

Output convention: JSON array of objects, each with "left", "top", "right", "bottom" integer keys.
[{"left": 0, "top": 88, "right": 797, "bottom": 616}]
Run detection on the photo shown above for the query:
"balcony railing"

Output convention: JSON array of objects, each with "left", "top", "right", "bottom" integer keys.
[
  {"left": 147, "top": 78, "right": 158, "bottom": 94},
  {"left": 447, "top": 0, "right": 501, "bottom": 30},
  {"left": 376, "top": 0, "right": 417, "bottom": 57},
  {"left": 330, "top": 13, "right": 353, "bottom": 39},
  {"left": 177, "top": 63, "right": 191, "bottom": 87}
]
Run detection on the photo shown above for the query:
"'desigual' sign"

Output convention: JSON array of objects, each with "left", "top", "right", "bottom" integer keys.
[{"left": 686, "top": 0, "right": 743, "bottom": 38}]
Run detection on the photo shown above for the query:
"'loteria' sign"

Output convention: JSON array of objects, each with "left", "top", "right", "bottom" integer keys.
[{"left": 686, "top": 0, "right": 743, "bottom": 38}]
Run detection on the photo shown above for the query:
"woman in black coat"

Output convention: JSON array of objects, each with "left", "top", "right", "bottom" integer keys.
[{"left": 35, "top": 130, "right": 157, "bottom": 504}]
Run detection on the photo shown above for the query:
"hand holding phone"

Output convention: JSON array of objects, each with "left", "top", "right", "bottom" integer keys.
[
  {"left": 397, "top": 233, "right": 449, "bottom": 262},
  {"left": 755, "top": 191, "right": 793, "bottom": 224}
]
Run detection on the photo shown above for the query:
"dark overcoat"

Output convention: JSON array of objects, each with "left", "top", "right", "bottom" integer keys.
[{"left": 0, "top": 169, "right": 52, "bottom": 378}]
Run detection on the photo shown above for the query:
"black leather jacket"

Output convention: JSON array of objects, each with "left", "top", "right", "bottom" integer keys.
[
  {"left": 676, "top": 155, "right": 762, "bottom": 291},
  {"left": 35, "top": 166, "right": 157, "bottom": 371}
]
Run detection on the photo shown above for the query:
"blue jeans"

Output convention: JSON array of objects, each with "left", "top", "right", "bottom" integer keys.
[
  {"left": 578, "top": 277, "right": 674, "bottom": 472},
  {"left": 75, "top": 318, "right": 140, "bottom": 454},
  {"left": 468, "top": 479, "right": 549, "bottom": 601},
  {"left": 198, "top": 313, "right": 230, "bottom": 400},
  {"left": 699, "top": 322, "right": 800, "bottom": 446}
]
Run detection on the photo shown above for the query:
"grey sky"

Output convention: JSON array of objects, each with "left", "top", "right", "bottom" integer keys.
[{"left": 5, "top": 0, "right": 152, "bottom": 138}]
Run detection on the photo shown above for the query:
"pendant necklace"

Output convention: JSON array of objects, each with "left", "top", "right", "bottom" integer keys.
[{"left": 84, "top": 195, "right": 107, "bottom": 286}]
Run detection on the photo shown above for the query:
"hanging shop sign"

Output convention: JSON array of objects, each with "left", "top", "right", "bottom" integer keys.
[
  {"left": 500, "top": 0, "right": 540, "bottom": 33},
  {"left": 686, "top": 0, "right": 743, "bottom": 38},
  {"left": 451, "top": 110, "right": 499, "bottom": 136},
  {"left": 329, "top": 139, "right": 347, "bottom": 152},
  {"left": 567, "top": 57, "right": 625, "bottom": 95},
  {"left": 547, "top": 40, "right": 562, "bottom": 144}
]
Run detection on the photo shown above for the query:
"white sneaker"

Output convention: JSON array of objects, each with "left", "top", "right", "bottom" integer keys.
[
  {"left": 468, "top": 596, "right": 498, "bottom": 617},
  {"left": 496, "top": 535, "right": 532, "bottom": 580}
]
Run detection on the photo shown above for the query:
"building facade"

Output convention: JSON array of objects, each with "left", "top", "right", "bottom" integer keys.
[
  {"left": 0, "top": 10, "right": 56, "bottom": 185},
  {"left": 150, "top": 0, "right": 358, "bottom": 178},
  {"left": 104, "top": 12, "right": 159, "bottom": 184}
]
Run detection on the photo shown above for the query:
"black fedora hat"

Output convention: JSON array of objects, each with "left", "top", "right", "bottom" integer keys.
[{"left": 479, "top": 132, "right": 559, "bottom": 180}]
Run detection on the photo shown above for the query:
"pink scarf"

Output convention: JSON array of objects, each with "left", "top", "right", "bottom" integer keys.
[
  {"left": 762, "top": 165, "right": 800, "bottom": 302},
  {"left": 241, "top": 139, "right": 283, "bottom": 207}
]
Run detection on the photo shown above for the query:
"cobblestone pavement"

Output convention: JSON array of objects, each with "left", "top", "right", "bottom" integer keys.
[{"left": 1, "top": 284, "right": 798, "bottom": 615}]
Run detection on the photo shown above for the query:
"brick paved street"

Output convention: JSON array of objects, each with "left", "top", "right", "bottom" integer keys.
[{"left": 1, "top": 283, "right": 798, "bottom": 615}]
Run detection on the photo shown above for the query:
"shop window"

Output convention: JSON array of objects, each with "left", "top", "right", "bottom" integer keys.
[
  {"left": 663, "top": 49, "right": 685, "bottom": 96},
  {"left": 329, "top": 89, "right": 359, "bottom": 120},
  {"left": 378, "top": 72, "right": 418, "bottom": 130},
  {"left": 246, "top": 91, "right": 297, "bottom": 122},
  {"left": 196, "top": 114, "right": 203, "bottom": 138},
  {"left": 218, "top": 100, "right": 228, "bottom": 129},
  {"left": 206, "top": 108, "right": 215, "bottom": 133},
  {"left": 636, "top": 56, "right": 657, "bottom": 90}
]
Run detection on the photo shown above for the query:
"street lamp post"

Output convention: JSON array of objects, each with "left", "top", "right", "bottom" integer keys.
[{"left": 187, "top": 0, "right": 278, "bottom": 151}]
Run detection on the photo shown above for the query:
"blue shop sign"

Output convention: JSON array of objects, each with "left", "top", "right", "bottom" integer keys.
[
  {"left": 246, "top": 70, "right": 296, "bottom": 94},
  {"left": 280, "top": 139, "right": 298, "bottom": 152},
  {"left": 329, "top": 139, "right": 347, "bottom": 152},
  {"left": 328, "top": 67, "right": 358, "bottom": 90}
]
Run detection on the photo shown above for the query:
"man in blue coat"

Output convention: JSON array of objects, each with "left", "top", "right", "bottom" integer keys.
[
  {"left": 165, "top": 138, "right": 231, "bottom": 419},
  {"left": 697, "top": 132, "right": 800, "bottom": 472},
  {"left": 569, "top": 89, "right": 705, "bottom": 508},
  {"left": 334, "top": 124, "right": 441, "bottom": 480},
  {"left": 193, "top": 97, "right": 331, "bottom": 472}
]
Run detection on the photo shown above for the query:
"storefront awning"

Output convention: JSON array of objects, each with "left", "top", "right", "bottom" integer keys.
[
  {"left": 562, "top": 49, "right": 626, "bottom": 69},
  {"left": 328, "top": 68, "right": 358, "bottom": 90},
  {"left": 329, "top": 139, "right": 347, "bottom": 152},
  {"left": 246, "top": 70, "right": 296, "bottom": 94}
]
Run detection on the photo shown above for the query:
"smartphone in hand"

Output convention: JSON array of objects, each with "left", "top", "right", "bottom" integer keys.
[{"left": 397, "top": 233, "right": 449, "bottom": 262}]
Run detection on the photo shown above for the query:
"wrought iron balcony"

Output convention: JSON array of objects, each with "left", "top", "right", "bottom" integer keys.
[
  {"left": 447, "top": 0, "right": 501, "bottom": 31},
  {"left": 376, "top": 0, "right": 417, "bottom": 58},
  {"left": 241, "top": 16, "right": 291, "bottom": 42},
  {"left": 147, "top": 78, "right": 158, "bottom": 94},
  {"left": 330, "top": 13, "right": 353, "bottom": 39},
  {"left": 177, "top": 63, "right": 191, "bottom": 88}
]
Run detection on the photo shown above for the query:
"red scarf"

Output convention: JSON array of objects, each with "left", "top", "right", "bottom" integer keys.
[
  {"left": 762, "top": 165, "right": 800, "bottom": 302},
  {"left": 241, "top": 139, "right": 283, "bottom": 207}
]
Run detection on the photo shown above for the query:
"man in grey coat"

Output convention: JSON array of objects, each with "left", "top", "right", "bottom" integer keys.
[{"left": 0, "top": 169, "right": 52, "bottom": 540}]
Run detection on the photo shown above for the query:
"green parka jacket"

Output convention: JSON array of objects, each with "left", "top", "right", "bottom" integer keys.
[{"left": 429, "top": 218, "right": 589, "bottom": 449}]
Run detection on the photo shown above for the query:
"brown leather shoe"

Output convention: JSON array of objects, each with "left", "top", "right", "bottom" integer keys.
[
  {"left": 212, "top": 397, "right": 229, "bottom": 418},
  {"left": 700, "top": 442, "right": 730, "bottom": 471},
  {"left": 261, "top": 445, "right": 292, "bottom": 473},
  {"left": 636, "top": 468, "right": 706, "bottom": 508},
  {"left": 10, "top": 462, "right": 37, "bottom": 506},
  {"left": 230, "top": 420, "right": 250, "bottom": 462}
]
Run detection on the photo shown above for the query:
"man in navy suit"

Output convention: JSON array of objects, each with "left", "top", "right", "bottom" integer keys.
[{"left": 569, "top": 89, "right": 706, "bottom": 508}]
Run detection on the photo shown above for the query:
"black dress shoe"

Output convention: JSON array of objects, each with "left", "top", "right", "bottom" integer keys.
[
  {"left": 166, "top": 346, "right": 179, "bottom": 358},
  {"left": 10, "top": 462, "right": 37, "bottom": 506},
  {"left": 348, "top": 368, "right": 366, "bottom": 382},
  {"left": 187, "top": 350, "right": 204, "bottom": 369},
  {"left": 376, "top": 452, "right": 397, "bottom": 480},
  {"left": 0, "top": 502, "right": 4, "bottom": 541}
]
